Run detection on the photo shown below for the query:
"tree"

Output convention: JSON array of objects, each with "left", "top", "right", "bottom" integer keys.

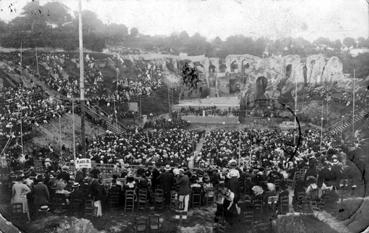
[
  {"left": 332, "top": 39, "right": 342, "bottom": 50},
  {"left": 105, "top": 23, "right": 129, "bottom": 43},
  {"left": 11, "top": 0, "right": 47, "bottom": 32},
  {"left": 80, "top": 10, "right": 104, "bottom": 34},
  {"left": 343, "top": 37, "right": 356, "bottom": 48},
  {"left": 130, "top": 27, "right": 139, "bottom": 38},
  {"left": 0, "top": 20, "right": 7, "bottom": 34},
  {"left": 314, "top": 37, "right": 333, "bottom": 48},
  {"left": 357, "top": 37, "right": 369, "bottom": 48},
  {"left": 43, "top": 2, "right": 72, "bottom": 28}
]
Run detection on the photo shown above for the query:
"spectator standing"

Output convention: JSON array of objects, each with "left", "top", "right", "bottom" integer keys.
[
  {"left": 11, "top": 175, "right": 31, "bottom": 221},
  {"left": 174, "top": 168, "right": 191, "bottom": 220},
  {"left": 32, "top": 175, "right": 50, "bottom": 214}
]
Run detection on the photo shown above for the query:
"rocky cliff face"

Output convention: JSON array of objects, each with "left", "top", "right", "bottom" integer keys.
[{"left": 227, "top": 53, "right": 352, "bottom": 103}]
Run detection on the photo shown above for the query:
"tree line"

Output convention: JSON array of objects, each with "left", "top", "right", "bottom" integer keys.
[{"left": 1, "top": 1, "right": 369, "bottom": 78}]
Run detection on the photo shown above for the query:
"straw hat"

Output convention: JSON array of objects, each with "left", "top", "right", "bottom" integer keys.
[{"left": 164, "top": 164, "right": 171, "bottom": 171}]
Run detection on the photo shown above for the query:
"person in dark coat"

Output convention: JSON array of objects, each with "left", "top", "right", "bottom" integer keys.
[
  {"left": 90, "top": 175, "right": 106, "bottom": 217},
  {"left": 151, "top": 163, "right": 160, "bottom": 190},
  {"left": 57, "top": 166, "right": 70, "bottom": 183},
  {"left": 157, "top": 165, "right": 174, "bottom": 206},
  {"left": 32, "top": 175, "right": 50, "bottom": 212},
  {"left": 174, "top": 168, "right": 191, "bottom": 219}
]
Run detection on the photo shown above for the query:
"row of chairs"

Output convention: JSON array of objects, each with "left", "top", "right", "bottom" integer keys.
[
  {"left": 242, "top": 192, "right": 290, "bottom": 217},
  {"left": 133, "top": 214, "right": 162, "bottom": 233}
]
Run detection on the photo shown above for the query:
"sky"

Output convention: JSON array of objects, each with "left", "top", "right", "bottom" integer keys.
[{"left": 0, "top": 0, "right": 368, "bottom": 41}]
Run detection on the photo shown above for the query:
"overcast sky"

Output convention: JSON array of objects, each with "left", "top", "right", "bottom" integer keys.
[{"left": 0, "top": 0, "right": 368, "bottom": 41}]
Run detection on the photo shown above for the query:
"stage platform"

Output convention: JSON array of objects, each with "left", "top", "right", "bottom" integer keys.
[{"left": 174, "top": 96, "right": 240, "bottom": 109}]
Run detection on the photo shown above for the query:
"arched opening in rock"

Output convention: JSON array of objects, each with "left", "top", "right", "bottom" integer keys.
[
  {"left": 230, "top": 61, "right": 239, "bottom": 72},
  {"left": 255, "top": 76, "right": 268, "bottom": 101},
  {"left": 219, "top": 64, "right": 227, "bottom": 73},
  {"left": 303, "top": 64, "right": 307, "bottom": 85},
  {"left": 286, "top": 64, "right": 292, "bottom": 79},
  {"left": 241, "top": 60, "right": 250, "bottom": 73},
  {"left": 209, "top": 64, "right": 216, "bottom": 73}
]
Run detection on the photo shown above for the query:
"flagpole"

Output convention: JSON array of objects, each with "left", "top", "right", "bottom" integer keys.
[
  {"left": 20, "top": 115, "right": 24, "bottom": 156},
  {"left": 78, "top": 0, "right": 86, "bottom": 157},
  {"left": 59, "top": 115, "right": 62, "bottom": 153},
  {"left": 294, "top": 69, "right": 297, "bottom": 145},
  {"left": 72, "top": 98, "right": 76, "bottom": 161},
  {"left": 20, "top": 42, "right": 24, "bottom": 156},
  {"left": 320, "top": 100, "right": 324, "bottom": 150},
  {"left": 238, "top": 130, "right": 241, "bottom": 166},
  {"left": 116, "top": 68, "right": 119, "bottom": 127},
  {"left": 352, "top": 67, "right": 355, "bottom": 136}
]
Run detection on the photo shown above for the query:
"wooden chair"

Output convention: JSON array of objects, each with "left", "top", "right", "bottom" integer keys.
[
  {"left": 191, "top": 187, "right": 202, "bottom": 208},
  {"left": 134, "top": 216, "right": 148, "bottom": 233},
  {"left": 125, "top": 189, "right": 135, "bottom": 212},
  {"left": 214, "top": 214, "right": 226, "bottom": 233},
  {"left": 149, "top": 214, "right": 162, "bottom": 232},
  {"left": 278, "top": 194, "right": 289, "bottom": 215},
  {"left": 301, "top": 198, "right": 312, "bottom": 214},
  {"left": 51, "top": 193, "right": 68, "bottom": 214},
  {"left": 69, "top": 196, "right": 84, "bottom": 214},
  {"left": 170, "top": 191, "right": 178, "bottom": 209},
  {"left": 154, "top": 188, "right": 165, "bottom": 210},
  {"left": 254, "top": 220, "right": 272, "bottom": 233},
  {"left": 204, "top": 187, "right": 215, "bottom": 206},
  {"left": 138, "top": 188, "right": 148, "bottom": 210},
  {"left": 84, "top": 199, "right": 96, "bottom": 217},
  {"left": 242, "top": 209, "right": 254, "bottom": 226},
  {"left": 253, "top": 197, "right": 263, "bottom": 216},
  {"left": 108, "top": 185, "right": 122, "bottom": 209},
  {"left": 11, "top": 203, "right": 26, "bottom": 222}
]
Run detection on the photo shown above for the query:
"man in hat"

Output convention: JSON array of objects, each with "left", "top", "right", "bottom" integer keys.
[
  {"left": 32, "top": 175, "right": 50, "bottom": 217},
  {"left": 57, "top": 165, "right": 70, "bottom": 183},
  {"left": 174, "top": 168, "right": 191, "bottom": 220},
  {"left": 157, "top": 165, "right": 174, "bottom": 206}
]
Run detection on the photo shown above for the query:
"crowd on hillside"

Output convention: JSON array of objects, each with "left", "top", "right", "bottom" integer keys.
[
  {"left": 0, "top": 84, "right": 67, "bottom": 142},
  {"left": 35, "top": 53, "right": 163, "bottom": 102}
]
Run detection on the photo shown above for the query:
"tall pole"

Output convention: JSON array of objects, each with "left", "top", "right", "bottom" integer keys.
[
  {"left": 115, "top": 68, "right": 119, "bottom": 127},
  {"left": 59, "top": 115, "right": 62, "bottom": 153},
  {"left": 35, "top": 47, "right": 40, "bottom": 77},
  {"left": 20, "top": 41, "right": 23, "bottom": 77},
  {"left": 20, "top": 42, "right": 24, "bottom": 156},
  {"left": 79, "top": 0, "right": 86, "bottom": 157},
  {"left": 72, "top": 98, "right": 76, "bottom": 161},
  {"left": 139, "top": 95, "right": 142, "bottom": 118},
  {"left": 352, "top": 67, "right": 356, "bottom": 137},
  {"left": 320, "top": 100, "right": 324, "bottom": 150},
  {"left": 168, "top": 85, "right": 171, "bottom": 115},
  {"left": 238, "top": 131, "right": 241, "bottom": 166},
  {"left": 20, "top": 116, "right": 24, "bottom": 156},
  {"left": 294, "top": 70, "right": 297, "bottom": 144}
]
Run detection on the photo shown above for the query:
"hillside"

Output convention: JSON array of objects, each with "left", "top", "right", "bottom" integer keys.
[{"left": 29, "top": 113, "right": 105, "bottom": 151}]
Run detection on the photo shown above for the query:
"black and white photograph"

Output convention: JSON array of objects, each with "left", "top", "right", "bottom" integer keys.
[{"left": 0, "top": 0, "right": 369, "bottom": 232}]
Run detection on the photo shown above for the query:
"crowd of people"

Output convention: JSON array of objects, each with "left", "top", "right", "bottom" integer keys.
[
  {"left": 178, "top": 106, "right": 239, "bottom": 117},
  {"left": 36, "top": 53, "right": 163, "bottom": 103},
  {"left": 0, "top": 50, "right": 362, "bottom": 231},
  {"left": 86, "top": 127, "right": 199, "bottom": 167},
  {"left": 0, "top": 84, "right": 67, "bottom": 144},
  {"left": 2, "top": 117, "right": 352, "bottom": 228}
]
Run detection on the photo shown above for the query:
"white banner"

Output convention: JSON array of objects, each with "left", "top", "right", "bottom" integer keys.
[{"left": 75, "top": 158, "right": 92, "bottom": 169}]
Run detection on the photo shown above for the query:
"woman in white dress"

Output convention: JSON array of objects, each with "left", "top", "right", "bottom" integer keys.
[{"left": 11, "top": 176, "right": 31, "bottom": 221}]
